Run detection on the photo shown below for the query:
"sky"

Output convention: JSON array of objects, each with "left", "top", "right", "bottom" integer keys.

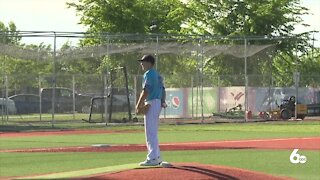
[{"left": 0, "top": 0, "right": 319, "bottom": 47}]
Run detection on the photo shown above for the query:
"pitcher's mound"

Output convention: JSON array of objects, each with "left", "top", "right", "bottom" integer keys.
[{"left": 76, "top": 163, "right": 292, "bottom": 180}]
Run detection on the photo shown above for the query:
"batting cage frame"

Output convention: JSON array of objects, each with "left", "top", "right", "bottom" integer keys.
[{"left": 0, "top": 31, "right": 319, "bottom": 129}]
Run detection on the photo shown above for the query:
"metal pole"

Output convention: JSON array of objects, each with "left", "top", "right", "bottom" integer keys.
[
  {"left": 294, "top": 39, "right": 299, "bottom": 120},
  {"left": 268, "top": 55, "right": 272, "bottom": 113},
  {"left": 39, "top": 75, "right": 42, "bottom": 121},
  {"left": 156, "top": 36, "right": 159, "bottom": 70},
  {"left": 133, "top": 75, "right": 137, "bottom": 117},
  {"left": 244, "top": 38, "right": 248, "bottom": 122},
  {"left": 72, "top": 75, "right": 75, "bottom": 120},
  {"left": 295, "top": 72, "right": 299, "bottom": 119},
  {"left": 1, "top": 75, "right": 3, "bottom": 122},
  {"left": 123, "top": 66, "right": 132, "bottom": 121},
  {"left": 218, "top": 76, "right": 220, "bottom": 113},
  {"left": 1, "top": 56, "right": 6, "bottom": 122},
  {"left": 104, "top": 74, "right": 108, "bottom": 124},
  {"left": 105, "top": 38, "right": 110, "bottom": 125},
  {"left": 51, "top": 31, "right": 56, "bottom": 127},
  {"left": 200, "top": 38, "right": 204, "bottom": 123},
  {"left": 191, "top": 76, "right": 194, "bottom": 118},
  {"left": 108, "top": 70, "right": 114, "bottom": 122},
  {"left": 5, "top": 75, "right": 8, "bottom": 122}
]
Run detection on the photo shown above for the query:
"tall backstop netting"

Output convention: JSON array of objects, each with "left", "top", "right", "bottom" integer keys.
[{"left": 0, "top": 32, "right": 319, "bottom": 130}]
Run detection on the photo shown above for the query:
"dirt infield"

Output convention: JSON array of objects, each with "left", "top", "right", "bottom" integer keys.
[
  {"left": 2, "top": 137, "right": 319, "bottom": 153},
  {"left": 74, "top": 163, "right": 293, "bottom": 180}
]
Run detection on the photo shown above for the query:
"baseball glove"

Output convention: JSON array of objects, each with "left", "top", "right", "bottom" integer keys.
[{"left": 136, "top": 104, "right": 151, "bottom": 115}]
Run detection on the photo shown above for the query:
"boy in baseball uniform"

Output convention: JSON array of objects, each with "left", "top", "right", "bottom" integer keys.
[{"left": 136, "top": 54, "right": 167, "bottom": 166}]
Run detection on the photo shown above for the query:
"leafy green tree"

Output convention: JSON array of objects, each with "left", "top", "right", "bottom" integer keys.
[
  {"left": 0, "top": 21, "right": 21, "bottom": 45},
  {"left": 272, "top": 47, "right": 320, "bottom": 87},
  {"left": 183, "top": 0, "right": 314, "bottom": 82},
  {"left": 184, "top": 0, "right": 309, "bottom": 37},
  {"left": 67, "top": 0, "right": 193, "bottom": 87},
  {"left": 67, "top": 0, "right": 316, "bottom": 88},
  {"left": 67, "top": 0, "right": 187, "bottom": 45},
  {"left": 297, "top": 48, "right": 320, "bottom": 87}
]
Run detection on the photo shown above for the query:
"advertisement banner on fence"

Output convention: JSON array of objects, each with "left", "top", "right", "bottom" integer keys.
[
  {"left": 160, "top": 86, "right": 319, "bottom": 119},
  {"left": 187, "top": 87, "right": 219, "bottom": 116},
  {"left": 219, "top": 87, "right": 245, "bottom": 112},
  {"left": 161, "top": 88, "right": 186, "bottom": 118}
]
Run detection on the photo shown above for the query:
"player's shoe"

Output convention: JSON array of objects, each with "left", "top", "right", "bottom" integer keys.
[{"left": 139, "top": 157, "right": 162, "bottom": 166}]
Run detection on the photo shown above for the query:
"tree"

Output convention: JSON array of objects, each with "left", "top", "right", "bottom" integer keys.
[
  {"left": 67, "top": 0, "right": 192, "bottom": 87},
  {"left": 297, "top": 48, "right": 320, "bottom": 87},
  {"left": 182, "top": 0, "right": 314, "bottom": 80},
  {"left": 0, "top": 21, "right": 21, "bottom": 45},
  {"left": 183, "top": 0, "right": 310, "bottom": 37},
  {"left": 67, "top": 0, "right": 316, "bottom": 87},
  {"left": 67, "top": 0, "right": 187, "bottom": 38}
]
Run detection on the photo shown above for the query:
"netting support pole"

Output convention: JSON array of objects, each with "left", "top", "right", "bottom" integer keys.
[
  {"left": 155, "top": 35, "right": 159, "bottom": 70},
  {"left": 1, "top": 78, "right": 3, "bottom": 122},
  {"left": 51, "top": 31, "right": 57, "bottom": 128},
  {"left": 294, "top": 40, "right": 299, "bottom": 120},
  {"left": 244, "top": 38, "right": 248, "bottom": 122},
  {"left": 108, "top": 70, "right": 114, "bottom": 122},
  {"left": 268, "top": 55, "right": 272, "bottom": 113},
  {"left": 72, "top": 75, "right": 76, "bottom": 120},
  {"left": 105, "top": 38, "right": 110, "bottom": 126},
  {"left": 123, "top": 66, "right": 132, "bottom": 121},
  {"left": 200, "top": 37, "right": 204, "bottom": 123},
  {"left": 218, "top": 76, "right": 221, "bottom": 113},
  {"left": 2, "top": 56, "right": 6, "bottom": 122},
  {"left": 39, "top": 75, "right": 42, "bottom": 121},
  {"left": 191, "top": 76, "right": 194, "bottom": 118},
  {"left": 104, "top": 74, "right": 108, "bottom": 125},
  {"left": 5, "top": 75, "right": 8, "bottom": 122}
]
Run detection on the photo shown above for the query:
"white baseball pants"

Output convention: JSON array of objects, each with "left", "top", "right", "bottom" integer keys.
[{"left": 144, "top": 99, "right": 162, "bottom": 160}]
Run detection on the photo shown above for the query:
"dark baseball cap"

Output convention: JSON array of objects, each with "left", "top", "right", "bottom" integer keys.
[{"left": 138, "top": 55, "right": 155, "bottom": 64}]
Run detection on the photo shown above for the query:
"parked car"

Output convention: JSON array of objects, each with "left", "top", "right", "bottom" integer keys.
[
  {"left": 91, "top": 88, "right": 136, "bottom": 113},
  {"left": 307, "top": 103, "right": 320, "bottom": 116},
  {"left": 9, "top": 88, "right": 93, "bottom": 114},
  {"left": 110, "top": 88, "right": 136, "bottom": 110},
  {"left": 9, "top": 94, "right": 42, "bottom": 114},
  {"left": 40, "top": 87, "right": 92, "bottom": 113},
  {"left": 307, "top": 91, "right": 320, "bottom": 116},
  {"left": 0, "top": 98, "right": 17, "bottom": 114}
]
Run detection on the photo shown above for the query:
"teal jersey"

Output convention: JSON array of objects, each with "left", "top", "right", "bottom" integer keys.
[{"left": 143, "top": 68, "right": 164, "bottom": 101}]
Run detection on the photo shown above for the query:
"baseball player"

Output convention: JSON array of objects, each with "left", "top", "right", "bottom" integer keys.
[{"left": 136, "top": 54, "right": 166, "bottom": 166}]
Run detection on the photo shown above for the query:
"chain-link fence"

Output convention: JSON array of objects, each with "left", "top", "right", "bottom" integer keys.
[{"left": 0, "top": 32, "right": 319, "bottom": 130}]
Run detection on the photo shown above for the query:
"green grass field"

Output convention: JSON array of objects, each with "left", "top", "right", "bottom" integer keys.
[{"left": 0, "top": 121, "right": 319, "bottom": 179}]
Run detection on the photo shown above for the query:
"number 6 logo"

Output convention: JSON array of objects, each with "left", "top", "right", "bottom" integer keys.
[{"left": 290, "top": 149, "right": 307, "bottom": 164}]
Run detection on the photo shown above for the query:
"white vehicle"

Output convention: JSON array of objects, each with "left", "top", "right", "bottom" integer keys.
[{"left": 0, "top": 98, "right": 17, "bottom": 114}]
